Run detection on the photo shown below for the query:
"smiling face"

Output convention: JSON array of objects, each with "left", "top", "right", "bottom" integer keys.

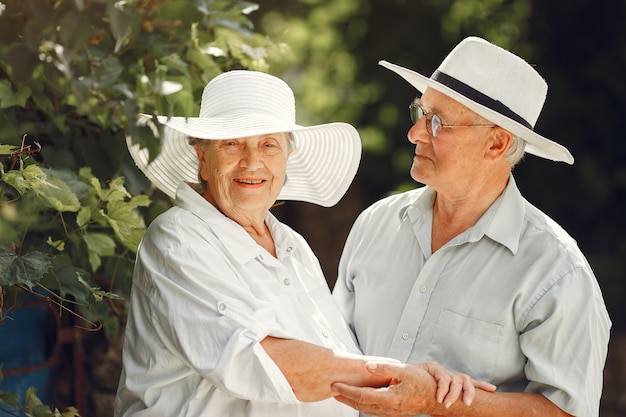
[{"left": 194, "top": 133, "right": 291, "bottom": 223}]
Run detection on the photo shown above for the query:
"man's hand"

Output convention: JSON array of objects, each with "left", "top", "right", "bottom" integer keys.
[{"left": 332, "top": 361, "right": 496, "bottom": 417}]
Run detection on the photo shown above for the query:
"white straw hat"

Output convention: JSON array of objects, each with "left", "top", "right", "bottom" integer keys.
[
  {"left": 379, "top": 36, "right": 574, "bottom": 164},
  {"left": 127, "top": 70, "right": 362, "bottom": 207}
]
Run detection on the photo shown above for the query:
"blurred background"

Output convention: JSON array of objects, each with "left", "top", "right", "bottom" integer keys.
[{"left": 1, "top": 0, "right": 624, "bottom": 415}]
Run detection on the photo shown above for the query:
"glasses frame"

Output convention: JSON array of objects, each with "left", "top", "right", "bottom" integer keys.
[{"left": 408, "top": 101, "right": 495, "bottom": 137}]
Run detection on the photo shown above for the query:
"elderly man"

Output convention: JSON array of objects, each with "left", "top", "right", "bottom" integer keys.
[{"left": 332, "top": 37, "right": 611, "bottom": 417}]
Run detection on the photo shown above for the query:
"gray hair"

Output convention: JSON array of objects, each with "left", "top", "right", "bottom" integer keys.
[
  {"left": 187, "top": 132, "right": 295, "bottom": 192},
  {"left": 504, "top": 134, "right": 526, "bottom": 168}
]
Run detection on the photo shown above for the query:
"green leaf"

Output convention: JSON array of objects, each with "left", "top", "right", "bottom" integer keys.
[
  {"left": 0, "top": 249, "right": 52, "bottom": 288},
  {"left": 46, "top": 236, "right": 65, "bottom": 252},
  {"left": 94, "top": 57, "right": 125, "bottom": 89},
  {"left": 107, "top": 1, "right": 135, "bottom": 53},
  {"left": 0, "top": 143, "right": 19, "bottom": 156},
  {"left": 0, "top": 391, "right": 20, "bottom": 407},
  {"left": 83, "top": 232, "right": 116, "bottom": 272},
  {"left": 0, "top": 80, "right": 32, "bottom": 109},
  {"left": 34, "top": 175, "right": 81, "bottom": 213},
  {"left": 88, "top": 176, "right": 104, "bottom": 200},
  {"left": 42, "top": 168, "right": 91, "bottom": 200},
  {"left": 76, "top": 206, "right": 92, "bottom": 229},
  {"left": 100, "top": 177, "right": 131, "bottom": 202},
  {"left": 101, "top": 200, "right": 147, "bottom": 253},
  {"left": 58, "top": 10, "right": 92, "bottom": 52},
  {"left": 1, "top": 164, "right": 47, "bottom": 195},
  {"left": 24, "top": 386, "right": 45, "bottom": 407},
  {"left": 128, "top": 194, "right": 151, "bottom": 210},
  {"left": 49, "top": 257, "right": 91, "bottom": 303},
  {"left": 60, "top": 406, "right": 81, "bottom": 417}
]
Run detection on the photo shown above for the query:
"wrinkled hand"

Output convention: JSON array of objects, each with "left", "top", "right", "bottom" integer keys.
[{"left": 332, "top": 361, "right": 496, "bottom": 417}]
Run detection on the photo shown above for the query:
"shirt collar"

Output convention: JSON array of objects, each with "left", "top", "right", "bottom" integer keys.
[
  {"left": 482, "top": 174, "right": 525, "bottom": 254},
  {"left": 401, "top": 174, "right": 525, "bottom": 255},
  {"left": 174, "top": 183, "right": 292, "bottom": 265}
]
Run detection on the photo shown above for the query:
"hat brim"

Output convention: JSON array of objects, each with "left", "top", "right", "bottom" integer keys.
[
  {"left": 127, "top": 114, "right": 362, "bottom": 207},
  {"left": 379, "top": 60, "right": 574, "bottom": 164}
]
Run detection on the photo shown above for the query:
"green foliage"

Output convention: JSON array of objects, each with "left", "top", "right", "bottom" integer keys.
[
  {"left": 0, "top": 146, "right": 141, "bottom": 327},
  {"left": 426, "top": 0, "right": 533, "bottom": 49},
  {"left": 257, "top": 0, "right": 380, "bottom": 127},
  {"left": 0, "top": 0, "right": 284, "bottom": 318}
]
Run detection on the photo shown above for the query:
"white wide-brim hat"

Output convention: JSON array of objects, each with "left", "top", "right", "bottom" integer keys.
[
  {"left": 379, "top": 36, "right": 574, "bottom": 164},
  {"left": 126, "top": 70, "right": 362, "bottom": 207}
]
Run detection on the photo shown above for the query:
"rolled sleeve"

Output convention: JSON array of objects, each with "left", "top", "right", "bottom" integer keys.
[{"left": 521, "top": 267, "right": 611, "bottom": 416}]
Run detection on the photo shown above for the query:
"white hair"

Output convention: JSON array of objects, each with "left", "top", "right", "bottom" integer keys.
[{"left": 505, "top": 134, "right": 526, "bottom": 168}]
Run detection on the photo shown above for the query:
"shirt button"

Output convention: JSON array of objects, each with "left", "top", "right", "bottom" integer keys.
[
  {"left": 402, "top": 332, "right": 410, "bottom": 340},
  {"left": 419, "top": 286, "right": 427, "bottom": 293},
  {"left": 286, "top": 247, "right": 293, "bottom": 252},
  {"left": 283, "top": 278, "right": 291, "bottom": 286},
  {"left": 218, "top": 302, "right": 227, "bottom": 311},
  {"left": 321, "top": 330, "right": 329, "bottom": 338}
]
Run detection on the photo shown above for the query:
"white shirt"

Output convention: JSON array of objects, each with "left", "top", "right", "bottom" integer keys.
[
  {"left": 333, "top": 175, "right": 611, "bottom": 417},
  {"left": 115, "top": 183, "right": 359, "bottom": 417}
]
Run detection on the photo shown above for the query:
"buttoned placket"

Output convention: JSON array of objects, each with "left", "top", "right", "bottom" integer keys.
[
  {"left": 275, "top": 245, "right": 334, "bottom": 344},
  {"left": 386, "top": 246, "right": 455, "bottom": 361}
]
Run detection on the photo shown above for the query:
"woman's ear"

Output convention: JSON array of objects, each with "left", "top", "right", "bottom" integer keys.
[{"left": 194, "top": 143, "right": 210, "bottom": 181}]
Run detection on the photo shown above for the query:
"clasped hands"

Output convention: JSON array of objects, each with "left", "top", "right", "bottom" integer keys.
[{"left": 332, "top": 361, "right": 497, "bottom": 417}]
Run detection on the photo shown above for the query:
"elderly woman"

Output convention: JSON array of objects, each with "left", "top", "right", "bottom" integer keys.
[{"left": 115, "top": 70, "right": 488, "bottom": 417}]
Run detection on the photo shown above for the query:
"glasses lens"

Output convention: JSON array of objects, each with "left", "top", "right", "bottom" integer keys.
[
  {"left": 409, "top": 103, "right": 423, "bottom": 124},
  {"left": 430, "top": 114, "right": 442, "bottom": 137}
]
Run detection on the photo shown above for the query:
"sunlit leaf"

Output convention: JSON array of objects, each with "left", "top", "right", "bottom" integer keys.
[
  {"left": 34, "top": 175, "right": 81, "bottom": 212},
  {"left": 101, "top": 200, "right": 146, "bottom": 252},
  {"left": 60, "top": 406, "right": 81, "bottom": 417},
  {"left": 0, "top": 144, "right": 18, "bottom": 155},
  {"left": 46, "top": 236, "right": 65, "bottom": 252},
  {"left": 100, "top": 177, "right": 131, "bottom": 202},
  {"left": 157, "top": 80, "right": 184, "bottom": 95},
  {"left": 1, "top": 164, "right": 47, "bottom": 195},
  {"left": 83, "top": 232, "right": 116, "bottom": 272},
  {"left": 76, "top": 206, "right": 91, "bottom": 229}
]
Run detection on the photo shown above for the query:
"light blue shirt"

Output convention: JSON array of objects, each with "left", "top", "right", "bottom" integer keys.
[
  {"left": 116, "top": 183, "right": 359, "bottom": 417},
  {"left": 334, "top": 175, "right": 611, "bottom": 417}
]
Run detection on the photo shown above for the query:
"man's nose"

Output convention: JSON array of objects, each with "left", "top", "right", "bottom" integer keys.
[{"left": 407, "top": 119, "right": 430, "bottom": 144}]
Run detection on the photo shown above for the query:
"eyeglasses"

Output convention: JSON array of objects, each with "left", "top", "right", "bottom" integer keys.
[{"left": 409, "top": 101, "right": 495, "bottom": 137}]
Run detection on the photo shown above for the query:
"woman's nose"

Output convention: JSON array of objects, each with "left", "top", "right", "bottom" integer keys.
[{"left": 240, "top": 146, "right": 263, "bottom": 169}]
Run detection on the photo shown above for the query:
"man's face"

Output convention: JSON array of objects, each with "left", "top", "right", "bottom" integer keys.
[
  {"left": 406, "top": 89, "right": 496, "bottom": 193},
  {"left": 194, "top": 133, "right": 291, "bottom": 219}
]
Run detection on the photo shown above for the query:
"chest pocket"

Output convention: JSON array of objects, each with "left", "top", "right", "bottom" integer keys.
[{"left": 431, "top": 309, "right": 503, "bottom": 381}]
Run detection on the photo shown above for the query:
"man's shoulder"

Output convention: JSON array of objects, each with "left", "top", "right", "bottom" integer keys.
[
  {"left": 519, "top": 199, "right": 588, "bottom": 269},
  {"left": 363, "top": 186, "right": 427, "bottom": 214}
]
